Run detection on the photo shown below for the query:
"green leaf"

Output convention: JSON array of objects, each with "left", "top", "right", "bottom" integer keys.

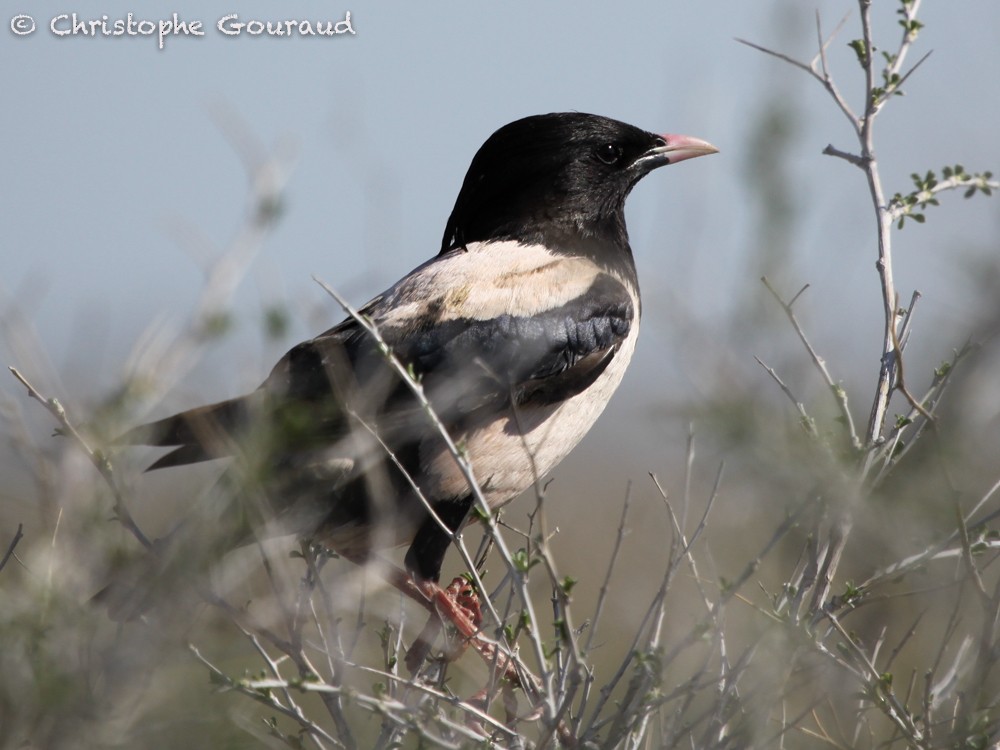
[
  {"left": 898, "top": 18, "right": 924, "bottom": 35},
  {"left": 848, "top": 39, "right": 868, "bottom": 66},
  {"left": 842, "top": 581, "right": 862, "bottom": 602},
  {"left": 512, "top": 548, "right": 539, "bottom": 573}
]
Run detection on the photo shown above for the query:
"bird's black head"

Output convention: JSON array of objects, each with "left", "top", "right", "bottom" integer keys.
[{"left": 441, "top": 112, "right": 716, "bottom": 256}]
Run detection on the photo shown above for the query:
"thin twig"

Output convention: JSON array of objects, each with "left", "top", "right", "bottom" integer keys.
[
  {"left": 190, "top": 644, "right": 344, "bottom": 748},
  {"left": 818, "top": 615, "right": 923, "bottom": 743},
  {"left": 754, "top": 356, "right": 818, "bottom": 439},
  {"left": 0, "top": 523, "right": 24, "bottom": 574},
  {"left": 584, "top": 482, "right": 632, "bottom": 654},
  {"left": 9, "top": 366, "right": 151, "bottom": 549},
  {"left": 737, "top": 19, "right": 859, "bottom": 134},
  {"left": 887, "top": 173, "right": 1000, "bottom": 222},
  {"left": 761, "top": 277, "right": 861, "bottom": 451},
  {"left": 887, "top": 293, "right": 935, "bottom": 424}
]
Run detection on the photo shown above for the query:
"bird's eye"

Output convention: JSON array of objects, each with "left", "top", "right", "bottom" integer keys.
[{"left": 594, "top": 143, "right": 622, "bottom": 165}]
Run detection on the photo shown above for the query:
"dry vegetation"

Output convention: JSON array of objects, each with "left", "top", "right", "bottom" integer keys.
[{"left": 3, "top": 2, "right": 1000, "bottom": 748}]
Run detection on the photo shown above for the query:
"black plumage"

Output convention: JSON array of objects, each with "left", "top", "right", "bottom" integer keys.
[{"left": 122, "top": 112, "right": 717, "bottom": 587}]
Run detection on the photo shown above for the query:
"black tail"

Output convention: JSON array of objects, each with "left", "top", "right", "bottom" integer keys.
[{"left": 121, "top": 396, "right": 251, "bottom": 470}]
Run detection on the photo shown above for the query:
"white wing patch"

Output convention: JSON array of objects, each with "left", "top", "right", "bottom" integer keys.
[{"left": 370, "top": 241, "right": 621, "bottom": 330}]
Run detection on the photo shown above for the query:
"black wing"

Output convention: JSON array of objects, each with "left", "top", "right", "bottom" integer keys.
[
  {"left": 122, "top": 273, "right": 633, "bottom": 469},
  {"left": 393, "top": 272, "right": 634, "bottom": 416}
]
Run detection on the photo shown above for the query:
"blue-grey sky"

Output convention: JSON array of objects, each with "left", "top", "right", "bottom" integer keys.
[{"left": 3, "top": 1, "right": 999, "bottom": 502}]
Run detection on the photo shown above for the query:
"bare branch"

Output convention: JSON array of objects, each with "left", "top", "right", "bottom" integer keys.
[
  {"left": 754, "top": 356, "right": 818, "bottom": 439},
  {"left": 0, "top": 523, "right": 24, "bottom": 574},
  {"left": 9, "top": 366, "right": 151, "bottom": 549},
  {"left": 760, "top": 277, "right": 861, "bottom": 451},
  {"left": 584, "top": 482, "right": 632, "bottom": 654},
  {"left": 822, "top": 144, "right": 866, "bottom": 167}
]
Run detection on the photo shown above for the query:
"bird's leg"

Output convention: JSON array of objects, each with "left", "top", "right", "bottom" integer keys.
[
  {"left": 405, "top": 575, "right": 483, "bottom": 671},
  {"left": 337, "top": 551, "right": 485, "bottom": 668},
  {"left": 409, "top": 577, "right": 527, "bottom": 706},
  {"left": 401, "top": 497, "right": 487, "bottom": 669},
  {"left": 345, "top": 498, "right": 522, "bottom": 683}
]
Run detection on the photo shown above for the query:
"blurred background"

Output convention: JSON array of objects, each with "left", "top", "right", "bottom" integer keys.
[{"left": 2, "top": 0, "right": 1000, "bottom": 746}]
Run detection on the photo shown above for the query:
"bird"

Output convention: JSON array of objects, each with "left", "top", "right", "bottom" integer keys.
[{"left": 118, "top": 112, "right": 717, "bottom": 613}]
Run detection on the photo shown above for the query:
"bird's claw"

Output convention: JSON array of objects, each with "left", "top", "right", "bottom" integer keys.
[{"left": 405, "top": 576, "right": 483, "bottom": 672}]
